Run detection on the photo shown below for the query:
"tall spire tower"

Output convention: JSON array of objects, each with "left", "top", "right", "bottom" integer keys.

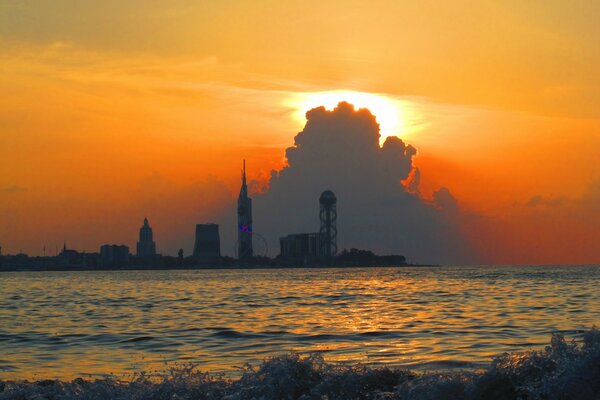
[{"left": 237, "top": 160, "right": 253, "bottom": 263}]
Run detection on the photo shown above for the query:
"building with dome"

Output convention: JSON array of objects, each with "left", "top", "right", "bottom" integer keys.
[{"left": 136, "top": 217, "right": 156, "bottom": 258}]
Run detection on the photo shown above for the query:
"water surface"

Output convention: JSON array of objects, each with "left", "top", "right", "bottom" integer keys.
[{"left": 1, "top": 265, "right": 598, "bottom": 379}]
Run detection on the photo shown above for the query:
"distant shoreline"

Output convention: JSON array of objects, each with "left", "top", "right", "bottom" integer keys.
[
  {"left": 0, "top": 263, "right": 437, "bottom": 272},
  {"left": 4, "top": 264, "right": 599, "bottom": 272}
]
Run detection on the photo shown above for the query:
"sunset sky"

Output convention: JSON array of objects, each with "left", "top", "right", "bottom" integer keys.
[{"left": 1, "top": 1, "right": 599, "bottom": 264}]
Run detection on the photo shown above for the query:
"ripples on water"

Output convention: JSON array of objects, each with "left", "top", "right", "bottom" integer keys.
[{"left": 0, "top": 265, "right": 598, "bottom": 379}]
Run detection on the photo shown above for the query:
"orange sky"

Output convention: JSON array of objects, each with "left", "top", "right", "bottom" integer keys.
[{"left": 1, "top": 1, "right": 599, "bottom": 263}]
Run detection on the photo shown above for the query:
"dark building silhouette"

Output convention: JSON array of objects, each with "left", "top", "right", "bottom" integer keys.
[
  {"left": 59, "top": 242, "right": 81, "bottom": 265},
  {"left": 319, "top": 190, "right": 337, "bottom": 257},
  {"left": 100, "top": 244, "right": 129, "bottom": 266},
  {"left": 193, "top": 224, "right": 220, "bottom": 261},
  {"left": 279, "top": 190, "right": 337, "bottom": 264},
  {"left": 136, "top": 217, "right": 157, "bottom": 257},
  {"left": 280, "top": 233, "right": 324, "bottom": 263},
  {"left": 338, "top": 248, "right": 406, "bottom": 266},
  {"left": 237, "top": 160, "right": 253, "bottom": 263}
]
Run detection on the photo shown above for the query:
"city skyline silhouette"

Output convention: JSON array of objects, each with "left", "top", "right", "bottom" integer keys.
[{"left": 2, "top": 2, "right": 600, "bottom": 398}]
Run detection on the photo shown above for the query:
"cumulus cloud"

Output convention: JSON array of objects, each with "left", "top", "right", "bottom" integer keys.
[
  {"left": 252, "top": 102, "right": 476, "bottom": 265},
  {"left": 404, "top": 167, "right": 421, "bottom": 195}
]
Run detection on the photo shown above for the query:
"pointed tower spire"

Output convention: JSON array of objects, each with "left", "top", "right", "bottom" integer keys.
[
  {"left": 237, "top": 159, "right": 253, "bottom": 263},
  {"left": 243, "top": 159, "right": 246, "bottom": 184},
  {"left": 239, "top": 159, "right": 248, "bottom": 197}
]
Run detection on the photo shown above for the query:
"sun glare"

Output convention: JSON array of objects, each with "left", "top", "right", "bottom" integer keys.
[{"left": 287, "top": 91, "right": 416, "bottom": 143}]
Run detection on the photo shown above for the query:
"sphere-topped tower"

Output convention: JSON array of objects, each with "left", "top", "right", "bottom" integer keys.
[{"left": 319, "top": 190, "right": 337, "bottom": 258}]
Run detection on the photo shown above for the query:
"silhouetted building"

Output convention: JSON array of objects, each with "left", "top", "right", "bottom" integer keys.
[
  {"left": 83, "top": 253, "right": 100, "bottom": 269},
  {"left": 177, "top": 248, "right": 184, "bottom": 266},
  {"left": 338, "top": 248, "right": 406, "bottom": 266},
  {"left": 59, "top": 242, "right": 82, "bottom": 266},
  {"left": 279, "top": 190, "right": 338, "bottom": 264},
  {"left": 237, "top": 160, "right": 253, "bottom": 263},
  {"left": 136, "top": 217, "right": 157, "bottom": 257},
  {"left": 280, "top": 233, "right": 325, "bottom": 263},
  {"left": 193, "top": 224, "right": 220, "bottom": 262},
  {"left": 100, "top": 244, "right": 129, "bottom": 266},
  {"left": 319, "top": 190, "right": 337, "bottom": 257}
]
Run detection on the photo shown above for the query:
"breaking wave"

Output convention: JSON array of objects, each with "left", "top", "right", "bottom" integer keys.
[{"left": 1, "top": 328, "right": 599, "bottom": 400}]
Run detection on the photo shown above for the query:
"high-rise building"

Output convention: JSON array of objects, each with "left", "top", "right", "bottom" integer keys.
[
  {"left": 136, "top": 217, "right": 156, "bottom": 257},
  {"left": 193, "top": 224, "right": 221, "bottom": 261},
  {"left": 237, "top": 160, "right": 253, "bottom": 263}
]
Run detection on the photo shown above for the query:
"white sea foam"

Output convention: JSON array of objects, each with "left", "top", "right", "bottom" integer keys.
[{"left": 2, "top": 328, "right": 599, "bottom": 399}]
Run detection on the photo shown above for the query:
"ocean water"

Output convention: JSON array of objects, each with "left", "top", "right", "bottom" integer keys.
[{"left": 0, "top": 265, "right": 599, "bottom": 381}]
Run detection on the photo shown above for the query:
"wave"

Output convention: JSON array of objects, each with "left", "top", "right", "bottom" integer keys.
[{"left": 1, "top": 328, "right": 600, "bottom": 399}]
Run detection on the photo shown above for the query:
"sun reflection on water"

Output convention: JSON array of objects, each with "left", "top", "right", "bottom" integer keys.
[{"left": 1, "top": 266, "right": 599, "bottom": 380}]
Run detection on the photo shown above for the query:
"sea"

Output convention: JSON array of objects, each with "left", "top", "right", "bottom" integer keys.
[{"left": 1, "top": 265, "right": 599, "bottom": 381}]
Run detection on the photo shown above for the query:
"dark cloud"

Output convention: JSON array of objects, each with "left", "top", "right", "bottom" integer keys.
[
  {"left": 404, "top": 167, "right": 421, "bottom": 195},
  {"left": 252, "top": 102, "right": 477, "bottom": 265},
  {"left": 1, "top": 185, "right": 27, "bottom": 194},
  {"left": 433, "top": 187, "right": 459, "bottom": 213},
  {"left": 467, "top": 180, "right": 600, "bottom": 265},
  {"left": 526, "top": 195, "right": 566, "bottom": 207}
]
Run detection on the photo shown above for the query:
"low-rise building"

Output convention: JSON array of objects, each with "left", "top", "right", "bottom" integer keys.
[{"left": 279, "top": 233, "right": 325, "bottom": 264}]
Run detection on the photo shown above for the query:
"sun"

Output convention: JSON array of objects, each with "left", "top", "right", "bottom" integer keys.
[{"left": 286, "top": 90, "right": 415, "bottom": 143}]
